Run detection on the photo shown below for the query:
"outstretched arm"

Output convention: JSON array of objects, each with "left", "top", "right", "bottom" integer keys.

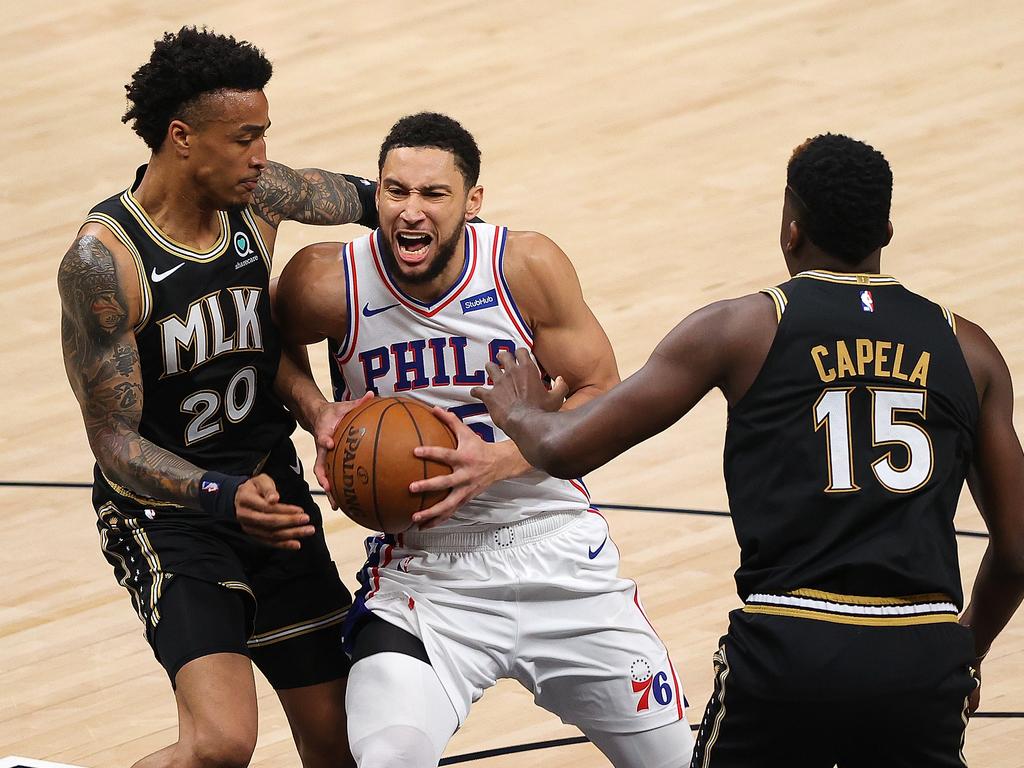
[
  {"left": 474, "top": 294, "right": 771, "bottom": 478},
  {"left": 251, "top": 161, "right": 378, "bottom": 230},
  {"left": 408, "top": 231, "right": 615, "bottom": 527}
]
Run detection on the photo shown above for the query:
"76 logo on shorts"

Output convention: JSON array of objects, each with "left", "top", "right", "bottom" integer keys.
[{"left": 630, "top": 658, "right": 673, "bottom": 711}]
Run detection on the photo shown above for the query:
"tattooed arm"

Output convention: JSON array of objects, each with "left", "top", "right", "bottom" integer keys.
[
  {"left": 60, "top": 230, "right": 313, "bottom": 548},
  {"left": 251, "top": 161, "right": 377, "bottom": 230},
  {"left": 58, "top": 233, "right": 206, "bottom": 506}
]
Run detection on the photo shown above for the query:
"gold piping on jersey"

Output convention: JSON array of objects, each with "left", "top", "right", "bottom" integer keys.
[
  {"left": 241, "top": 207, "right": 272, "bottom": 272},
  {"left": 251, "top": 451, "right": 271, "bottom": 475},
  {"left": 220, "top": 580, "right": 256, "bottom": 600},
  {"left": 246, "top": 606, "right": 349, "bottom": 648},
  {"left": 125, "top": 517, "right": 166, "bottom": 627},
  {"left": 100, "top": 471, "right": 185, "bottom": 508},
  {"left": 958, "top": 695, "right": 970, "bottom": 767},
  {"left": 941, "top": 306, "right": 958, "bottom": 334},
  {"left": 100, "top": 527, "right": 145, "bottom": 621},
  {"left": 788, "top": 587, "right": 954, "bottom": 606},
  {"left": 83, "top": 212, "right": 153, "bottom": 333},
  {"left": 97, "top": 502, "right": 147, "bottom": 622},
  {"left": 121, "top": 190, "right": 231, "bottom": 262},
  {"left": 761, "top": 286, "right": 788, "bottom": 323},
  {"left": 744, "top": 589, "right": 958, "bottom": 626},
  {"left": 743, "top": 605, "right": 957, "bottom": 626},
  {"left": 795, "top": 270, "right": 901, "bottom": 286},
  {"left": 698, "top": 644, "right": 731, "bottom": 768}
]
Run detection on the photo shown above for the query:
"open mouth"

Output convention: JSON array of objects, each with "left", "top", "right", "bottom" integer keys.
[{"left": 395, "top": 231, "right": 433, "bottom": 264}]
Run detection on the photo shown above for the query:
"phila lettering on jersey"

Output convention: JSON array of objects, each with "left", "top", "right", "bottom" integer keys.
[{"left": 329, "top": 223, "right": 590, "bottom": 528}]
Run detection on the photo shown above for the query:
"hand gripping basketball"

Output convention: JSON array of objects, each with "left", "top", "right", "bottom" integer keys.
[{"left": 324, "top": 397, "right": 456, "bottom": 533}]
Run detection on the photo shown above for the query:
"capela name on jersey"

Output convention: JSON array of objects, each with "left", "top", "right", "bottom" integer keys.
[{"left": 810, "top": 337, "right": 930, "bottom": 386}]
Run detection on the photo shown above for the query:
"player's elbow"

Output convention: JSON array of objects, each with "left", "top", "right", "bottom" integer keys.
[
  {"left": 88, "top": 429, "right": 135, "bottom": 487},
  {"left": 91, "top": 448, "right": 125, "bottom": 485}
]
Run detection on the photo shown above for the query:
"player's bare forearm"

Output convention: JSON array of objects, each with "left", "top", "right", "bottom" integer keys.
[
  {"left": 961, "top": 548, "right": 1024, "bottom": 661},
  {"left": 58, "top": 235, "right": 204, "bottom": 507},
  {"left": 958, "top": 341, "right": 1024, "bottom": 661},
  {"left": 498, "top": 379, "right": 605, "bottom": 476},
  {"left": 275, "top": 343, "right": 330, "bottom": 435},
  {"left": 90, "top": 420, "right": 206, "bottom": 506},
  {"left": 502, "top": 319, "right": 710, "bottom": 476},
  {"left": 500, "top": 407, "right": 577, "bottom": 476},
  {"left": 489, "top": 435, "right": 533, "bottom": 479},
  {"left": 251, "top": 161, "right": 365, "bottom": 228}
]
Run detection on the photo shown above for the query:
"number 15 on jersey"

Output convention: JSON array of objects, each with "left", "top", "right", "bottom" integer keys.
[{"left": 814, "top": 386, "right": 933, "bottom": 494}]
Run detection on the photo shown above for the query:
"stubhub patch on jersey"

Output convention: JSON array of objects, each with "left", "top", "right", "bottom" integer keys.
[{"left": 461, "top": 289, "right": 497, "bottom": 314}]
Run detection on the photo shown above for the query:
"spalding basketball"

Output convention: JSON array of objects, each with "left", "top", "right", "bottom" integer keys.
[{"left": 326, "top": 397, "right": 456, "bottom": 533}]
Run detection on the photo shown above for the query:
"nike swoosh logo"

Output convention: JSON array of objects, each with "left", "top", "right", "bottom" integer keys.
[
  {"left": 588, "top": 536, "right": 608, "bottom": 559},
  {"left": 290, "top": 456, "right": 302, "bottom": 475},
  {"left": 150, "top": 263, "right": 185, "bottom": 282},
  {"left": 363, "top": 302, "right": 399, "bottom": 317}
]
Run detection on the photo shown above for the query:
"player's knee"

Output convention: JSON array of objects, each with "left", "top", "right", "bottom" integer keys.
[
  {"left": 188, "top": 724, "right": 257, "bottom": 768},
  {"left": 293, "top": 728, "right": 354, "bottom": 768},
  {"left": 345, "top": 652, "right": 456, "bottom": 767},
  {"left": 350, "top": 725, "right": 436, "bottom": 768},
  {"left": 585, "top": 717, "right": 694, "bottom": 768}
]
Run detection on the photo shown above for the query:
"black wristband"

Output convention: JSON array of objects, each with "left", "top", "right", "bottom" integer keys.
[
  {"left": 343, "top": 174, "right": 379, "bottom": 229},
  {"left": 198, "top": 472, "right": 247, "bottom": 521}
]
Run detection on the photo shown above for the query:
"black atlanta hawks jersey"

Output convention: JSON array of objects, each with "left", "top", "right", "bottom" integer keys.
[
  {"left": 723, "top": 271, "right": 979, "bottom": 606},
  {"left": 85, "top": 166, "right": 294, "bottom": 483}
]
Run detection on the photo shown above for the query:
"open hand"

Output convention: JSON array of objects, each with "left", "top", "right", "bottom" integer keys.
[
  {"left": 408, "top": 408, "right": 505, "bottom": 529},
  {"left": 235, "top": 474, "right": 315, "bottom": 550},
  {"left": 471, "top": 348, "right": 567, "bottom": 430},
  {"left": 313, "top": 392, "right": 375, "bottom": 509}
]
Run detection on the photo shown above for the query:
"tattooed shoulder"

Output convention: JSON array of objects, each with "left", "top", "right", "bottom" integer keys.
[
  {"left": 58, "top": 235, "right": 131, "bottom": 338},
  {"left": 251, "top": 160, "right": 363, "bottom": 228}
]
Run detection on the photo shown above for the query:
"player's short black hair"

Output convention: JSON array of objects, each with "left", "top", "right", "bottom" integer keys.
[
  {"left": 378, "top": 112, "right": 482, "bottom": 187},
  {"left": 786, "top": 134, "right": 893, "bottom": 264},
  {"left": 122, "top": 26, "right": 272, "bottom": 151}
]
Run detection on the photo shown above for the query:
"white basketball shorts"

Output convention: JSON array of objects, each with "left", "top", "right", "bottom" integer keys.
[{"left": 347, "top": 508, "right": 687, "bottom": 734}]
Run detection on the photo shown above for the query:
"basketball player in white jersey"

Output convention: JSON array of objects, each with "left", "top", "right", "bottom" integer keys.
[{"left": 273, "top": 112, "right": 694, "bottom": 767}]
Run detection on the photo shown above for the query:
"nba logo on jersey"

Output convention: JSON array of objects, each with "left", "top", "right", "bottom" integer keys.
[{"left": 860, "top": 290, "right": 875, "bottom": 312}]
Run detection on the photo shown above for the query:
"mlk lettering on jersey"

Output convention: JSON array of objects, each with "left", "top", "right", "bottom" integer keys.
[{"left": 158, "top": 288, "right": 264, "bottom": 376}]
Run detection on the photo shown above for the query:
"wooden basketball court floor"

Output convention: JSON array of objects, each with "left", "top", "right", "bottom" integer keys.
[{"left": 2, "top": 1, "right": 1022, "bottom": 765}]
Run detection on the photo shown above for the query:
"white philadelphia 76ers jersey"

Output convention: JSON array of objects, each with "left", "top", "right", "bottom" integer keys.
[{"left": 329, "top": 223, "right": 590, "bottom": 528}]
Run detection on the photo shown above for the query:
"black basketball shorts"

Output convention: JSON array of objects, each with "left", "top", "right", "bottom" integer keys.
[
  {"left": 690, "top": 609, "right": 977, "bottom": 768},
  {"left": 92, "top": 440, "right": 352, "bottom": 689}
]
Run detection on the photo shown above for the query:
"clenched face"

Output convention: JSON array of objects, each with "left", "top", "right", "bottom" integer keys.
[
  {"left": 180, "top": 89, "right": 270, "bottom": 210},
  {"left": 376, "top": 146, "right": 482, "bottom": 290}
]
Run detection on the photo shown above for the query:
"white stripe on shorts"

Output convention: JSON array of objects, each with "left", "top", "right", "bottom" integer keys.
[{"left": 400, "top": 510, "right": 586, "bottom": 552}]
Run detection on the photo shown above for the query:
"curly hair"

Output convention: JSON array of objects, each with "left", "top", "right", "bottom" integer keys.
[
  {"left": 122, "top": 26, "right": 272, "bottom": 151},
  {"left": 787, "top": 134, "right": 893, "bottom": 264},
  {"left": 378, "top": 112, "right": 482, "bottom": 186}
]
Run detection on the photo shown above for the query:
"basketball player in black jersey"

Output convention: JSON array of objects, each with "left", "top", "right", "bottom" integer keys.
[
  {"left": 58, "top": 28, "right": 377, "bottom": 768},
  {"left": 474, "top": 134, "right": 1024, "bottom": 767}
]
